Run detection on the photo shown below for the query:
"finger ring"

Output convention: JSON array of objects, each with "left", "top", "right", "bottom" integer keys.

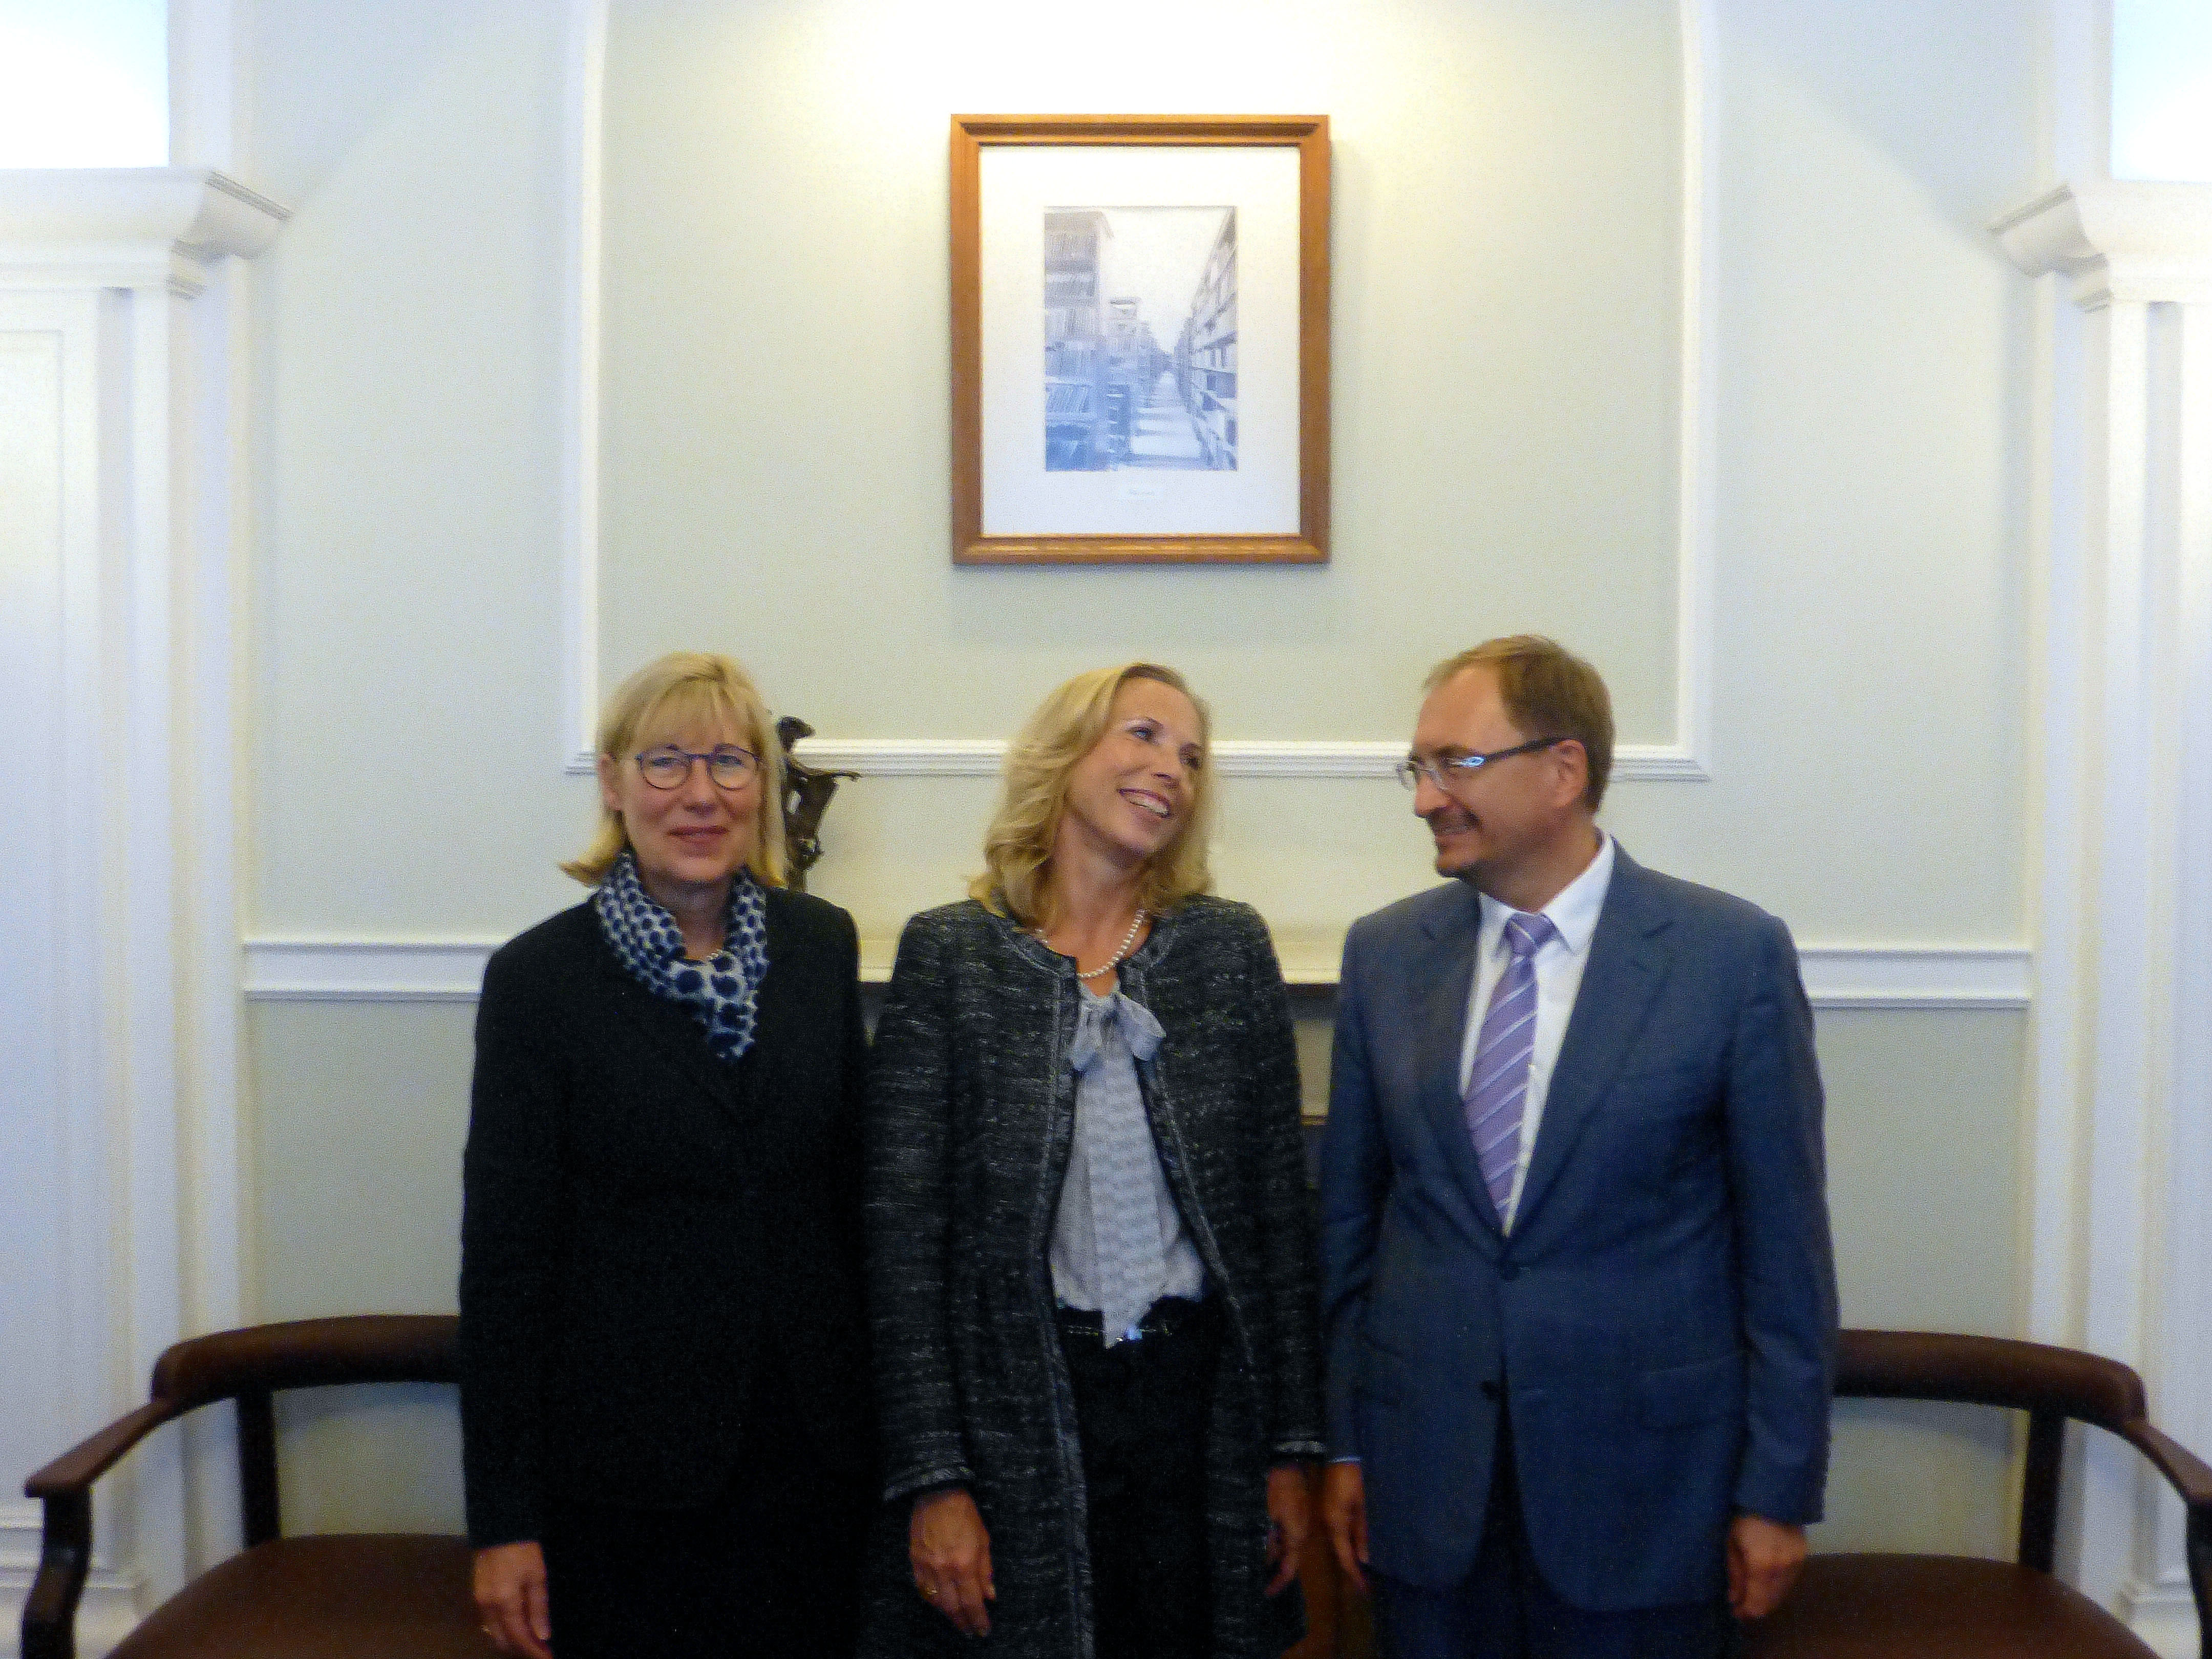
[{"left": 922, "top": 1584, "right": 936, "bottom": 1598}]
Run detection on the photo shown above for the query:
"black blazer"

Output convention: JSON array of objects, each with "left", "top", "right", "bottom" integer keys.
[{"left": 459, "top": 888, "right": 874, "bottom": 1546}]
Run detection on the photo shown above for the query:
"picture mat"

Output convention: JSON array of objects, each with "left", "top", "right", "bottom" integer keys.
[{"left": 979, "top": 145, "right": 1302, "bottom": 537}]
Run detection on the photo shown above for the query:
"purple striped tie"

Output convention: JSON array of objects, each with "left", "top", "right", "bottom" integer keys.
[{"left": 1465, "top": 912, "right": 1557, "bottom": 1219}]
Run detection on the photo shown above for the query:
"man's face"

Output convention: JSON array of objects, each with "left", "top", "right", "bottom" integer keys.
[{"left": 1408, "top": 666, "right": 1583, "bottom": 887}]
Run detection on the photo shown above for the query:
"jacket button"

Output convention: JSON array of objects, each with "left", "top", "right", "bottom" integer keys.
[
  {"left": 1479, "top": 1379, "right": 1502, "bottom": 1400},
  {"left": 1497, "top": 1263, "right": 1520, "bottom": 1282}
]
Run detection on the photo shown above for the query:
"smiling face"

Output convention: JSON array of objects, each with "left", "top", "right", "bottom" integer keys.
[
  {"left": 596, "top": 709, "right": 761, "bottom": 913},
  {"left": 1410, "top": 665, "right": 1591, "bottom": 900},
  {"left": 1054, "top": 676, "right": 1207, "bottom": 876}
]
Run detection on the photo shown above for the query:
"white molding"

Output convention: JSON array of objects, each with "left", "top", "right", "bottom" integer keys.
[
  {"left": 556, "top": 4, "right": 1717, "bottom": 785},
  {"left": 560, "top": 0, "right": 608, "bottom": 769},
  {"left": 1999, "top": 167, "right": 2212, "bottom": 1632},
  {"left": 654, "top": 736, "right": 1712, "bottom": 783},
  {"left": 1, "top": 105, "right": 284, "bottom": 1629},
  {"left": 2117, "top": 1572, "right": 2201, "bottom": 1659},
  {"left": 243, "top": 935, "right": 2032, "bottom": 1008},
  {"left": 0, "top": 168, "right": 287, "bottom": 294},
  {"left": 1996, "top": 181, "right": 2212, "bottom": 307}
]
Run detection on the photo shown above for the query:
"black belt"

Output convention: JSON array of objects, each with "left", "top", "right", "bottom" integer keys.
[{"left": 1054, "top": 1295, "right": 1217, "bottom": 1346}]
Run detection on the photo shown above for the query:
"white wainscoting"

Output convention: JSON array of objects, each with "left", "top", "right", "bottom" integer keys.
[{"left": 243, "top": 935, "right": 2032, "bottom": 1008}]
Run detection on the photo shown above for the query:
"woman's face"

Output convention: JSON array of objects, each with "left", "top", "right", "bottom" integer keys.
[
  {"left": 597, "top": 711, "right": 761, "bottom": 907},
  {"left": 1057, "top": 678, "right": 1206, "bottom": 873}
]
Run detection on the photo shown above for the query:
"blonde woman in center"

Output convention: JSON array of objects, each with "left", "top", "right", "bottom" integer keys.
[{"left": 862, "top": 663, "right": 1325, "bottom": 1659}]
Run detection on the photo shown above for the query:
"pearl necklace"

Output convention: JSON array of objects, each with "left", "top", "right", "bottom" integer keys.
[{"left": 1042, "top": 908, "right": 1148, "bottom": 982}]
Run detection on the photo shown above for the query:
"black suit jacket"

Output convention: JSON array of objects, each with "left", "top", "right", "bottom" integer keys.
[{"left": 459, "top": 888, "right": 874, "bottom": 1546}]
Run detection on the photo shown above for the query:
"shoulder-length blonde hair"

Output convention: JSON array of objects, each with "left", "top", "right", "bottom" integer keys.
[
  {"left": 562, "top": 651, "right": 788, "bottom": 888},
  {"left": 971, "top": 663, "right": 1216, "bottom": 928}
]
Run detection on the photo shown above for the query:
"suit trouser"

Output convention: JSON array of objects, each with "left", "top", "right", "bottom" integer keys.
[
  {"left": 1371, "top": 1411, "right": 1736, "bottom": 1659},
  {"left": 1058, "top": 1296, "right": 1222, "bottom": 1659},
  {"left": 541, "top": 1360, "right": 870, "bottom": 1659}
]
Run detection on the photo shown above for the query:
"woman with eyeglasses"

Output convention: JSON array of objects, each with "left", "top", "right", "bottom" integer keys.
[
  {"left": 861, "top": 663, "right": 1325, "bottom": 1659},
  {"left": 461, "top": 651, "right": 874, "bottom": 1659}
]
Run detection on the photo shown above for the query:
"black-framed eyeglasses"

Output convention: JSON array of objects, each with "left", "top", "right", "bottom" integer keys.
[
  {"left": 1394, "top": 737, "right": 1567, "bottom": 792},
  {"left": 634, "top": 745, "right": 760, "bottom": 791}
]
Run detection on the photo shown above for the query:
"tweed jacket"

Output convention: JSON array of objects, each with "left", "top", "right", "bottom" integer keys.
[
  {"left": 861, "top": 896, "right": 1325, "bottom": 1659},
  {"left": 459, "top": 889, "right": 875, "bottom": 1547}
]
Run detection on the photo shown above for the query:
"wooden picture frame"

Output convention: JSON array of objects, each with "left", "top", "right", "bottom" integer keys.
[{"left": 950, "top": 115, "right": 1330, "bottom": 564}]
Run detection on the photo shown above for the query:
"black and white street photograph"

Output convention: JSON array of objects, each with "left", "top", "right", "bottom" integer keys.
[{"left": 1043, "top": 206, "right": 1237, "bottom": 473}]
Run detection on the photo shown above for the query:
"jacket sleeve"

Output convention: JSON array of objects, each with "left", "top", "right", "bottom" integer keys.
[
  {"left": 1724, "top": 914, "right": 1840, "bottom": 1525},
  {"left": 458, "top": 942, "right": 568, "bottom": 1548},
  {"left": 863, "top": 913, "right": 977, "bottom": 1504},
  {"left": 1317, "top": 918, "right": 1392, "bottom": 1459},
  {"left": 1240, "top": 910, "right": 1327, "bottom": 1463}
]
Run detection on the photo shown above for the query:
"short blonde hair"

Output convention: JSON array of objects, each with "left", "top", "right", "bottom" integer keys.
[
  {"left": 563, "top": 651, "right": 788, "bottom": 887},
  {"left": 971, "top": 664, "right": 1216, "bottom": 928},
  {"left": 1425, "top": 634, "right": 1614, "bottom": 810}
]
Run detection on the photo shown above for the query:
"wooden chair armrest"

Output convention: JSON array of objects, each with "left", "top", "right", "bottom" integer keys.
[
  {"left": 23, "top": 1400, "right": 180, "bottom": 1500},
  {"left": 2123, "top": 1419, "right": 2212, "bottom": 1511}
]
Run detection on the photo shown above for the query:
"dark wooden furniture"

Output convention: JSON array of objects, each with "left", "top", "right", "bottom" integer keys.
[
  {"left": 1282, "top": 1328, "right": 2212, "bottom": 1658},
  {"left": 1747, "top": 1328, "right": 2212, "bottom": 1658},
  {"left": 22, "top": 1314, "right": 494, "bottom": 1659}
]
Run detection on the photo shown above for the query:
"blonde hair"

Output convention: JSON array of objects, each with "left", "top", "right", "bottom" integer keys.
[
  {"left": 971, "top": 664, "right": 1216, "bottom": 928},
  {"left": 1424, "top": 634, "right": 1615, "bottom": 810},
  {"left": 563, "top": 651, "right": 788, "bottom": 887}
]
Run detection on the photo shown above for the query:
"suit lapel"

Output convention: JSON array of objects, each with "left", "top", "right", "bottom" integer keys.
[
  {"left": 1413, "top": 885, "right": 1507, "bottom": 1234},
  {"left": 1513, "top": 848, "right": 1674, "bottom": 1229}
]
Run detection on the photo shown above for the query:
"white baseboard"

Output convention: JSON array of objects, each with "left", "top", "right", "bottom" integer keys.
[
  {"left": 242, "top": 936, "right": 2033, "bottom": 1008},
  {"left": 2119, "top": 1574, "right": 2202, "bottom": 1659}
]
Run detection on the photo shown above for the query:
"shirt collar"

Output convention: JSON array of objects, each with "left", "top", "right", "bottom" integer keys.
[{"left": 1477, "top": 832, "right": 1616, "bottom": 960}]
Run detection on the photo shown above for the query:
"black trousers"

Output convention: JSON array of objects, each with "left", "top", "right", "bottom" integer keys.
[
  {"left": 1372, "top": 1413, "right": 1736, "bottom": 1659},
  {"left": 541, "top": 1363, "right": 869, "bottom": 1659},
  {"left": 1058, "top": 1297, "right": 1222, "bottom": 1659}
]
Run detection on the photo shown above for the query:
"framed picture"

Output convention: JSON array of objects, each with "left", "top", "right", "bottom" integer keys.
[{"left": 950, "top": 114, "right": 1330, "bottom": 564}]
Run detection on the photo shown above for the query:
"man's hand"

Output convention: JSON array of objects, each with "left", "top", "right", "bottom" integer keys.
[
  {"left": 1264, "top": 1464, "right": 1314, "bottom": 1595},
  {"left": 472, "top": 1541, "right": 552, "bottom": 1659},
  {"left": 1727, "top": 1513, "right": 1807, "bottom": 1620},
  {"left": 1321, "top": 1461, "right": 1369, "bottom": 1596},
  {"left": 910, "top": 1487, "right": 995, "bottom": 1638}
]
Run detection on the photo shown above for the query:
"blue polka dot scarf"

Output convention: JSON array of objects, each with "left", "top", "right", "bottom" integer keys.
[{"left": 593, "top": 850, "right": 770, "bottom": 1065}]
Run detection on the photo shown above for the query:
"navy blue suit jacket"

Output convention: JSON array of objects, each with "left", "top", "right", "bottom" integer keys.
[{"left": 1317, "top": 848, "right": 1837, "bottom": 1609}]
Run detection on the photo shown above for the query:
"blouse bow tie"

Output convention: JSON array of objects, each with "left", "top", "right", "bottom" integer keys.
[{"left": 1069, "top": 989, "right": 1164, "bottom": 1072}]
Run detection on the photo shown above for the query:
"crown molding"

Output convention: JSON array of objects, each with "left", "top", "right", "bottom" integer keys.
[
  {"left": 1992, "top": 179, "right": 2212, "bottom": 308},
  {"left": 0, "top": 167, "right": 290, "bottom": 293}
]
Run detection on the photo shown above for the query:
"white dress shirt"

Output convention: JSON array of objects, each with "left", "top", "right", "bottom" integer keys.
[{"left": 1458, "top": 833, "right": 1617, "bottom": 1232}]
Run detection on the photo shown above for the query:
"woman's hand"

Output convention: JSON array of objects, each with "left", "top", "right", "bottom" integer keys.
[
  {"left": 910, "top": 1487, "right": 995, "bottom": 1637},
  {"left": 472, "top": 1541, "right": 552, "bottom": 1658},
  {"left": 1264, "top": 1464, "right": 1314, "bottom": 1595}
]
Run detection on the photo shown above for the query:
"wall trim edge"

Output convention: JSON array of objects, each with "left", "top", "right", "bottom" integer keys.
[{"left": 243, "top": 937, "right": 2032, "bottom": 1008}]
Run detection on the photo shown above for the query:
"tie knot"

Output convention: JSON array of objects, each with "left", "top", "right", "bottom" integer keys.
[{"left": 1504, "top": 912, "right": 1556, "bottom": 959}]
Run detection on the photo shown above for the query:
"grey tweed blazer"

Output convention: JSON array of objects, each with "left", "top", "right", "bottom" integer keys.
[{"left": 861, "top": 894, "right": 1325, "bottom": 1659}]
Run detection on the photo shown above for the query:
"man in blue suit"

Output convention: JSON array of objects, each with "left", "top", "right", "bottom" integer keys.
[{"left": 1318, "top": 636, "right": 1836, "bottom": 1657}]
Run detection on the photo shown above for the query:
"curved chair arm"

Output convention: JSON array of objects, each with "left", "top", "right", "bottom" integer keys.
[
  {"left": 19, "top": 1316, "right": 458, "bottom": 1659},
  {"left": 24, "top": 1400, "right": 181, "bottom": 1502},
  {"left": 2121, "top": 1418, "right": 2212, "bottom": 1649},
  {"left": 20, "top": 1400, "right": 181, "bottom": 1659}
]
